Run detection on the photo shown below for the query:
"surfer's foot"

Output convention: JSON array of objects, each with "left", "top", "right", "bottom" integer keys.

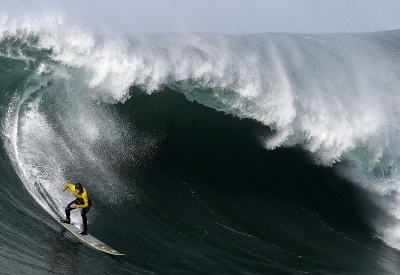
[
  {"left": 60, "top": 218, "right": 70, "bottom": 224},
  {"left": 79, "top": 231, "right": 87, "bottom": 235}
]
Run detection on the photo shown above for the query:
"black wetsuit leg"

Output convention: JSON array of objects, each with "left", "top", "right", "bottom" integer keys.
[
  {"left": 65, "top": 199, "right": 91, "bottom": 232},
  {"left": 65, "top": 199, "right": 80, "bottom": 220},
  {"left": 81, "top": 206, "right": 91, "bottom": 232}
]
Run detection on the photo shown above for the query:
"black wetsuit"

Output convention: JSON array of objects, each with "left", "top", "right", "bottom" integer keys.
[{"left": 63, "top": 183, "right": 92, "bottom": 232}]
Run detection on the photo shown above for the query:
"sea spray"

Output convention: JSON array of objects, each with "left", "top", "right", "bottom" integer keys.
[{"left": 2, "top": 15, "right": 400, "bottom": 248}]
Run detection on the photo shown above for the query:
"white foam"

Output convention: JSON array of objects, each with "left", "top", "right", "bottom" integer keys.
[{"left": 4, "top": 12, "right": 400, "bottom": 249}]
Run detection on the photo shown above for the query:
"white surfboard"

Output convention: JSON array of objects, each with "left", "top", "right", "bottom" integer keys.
[{"left": 60, "top": 221, "right": 125, "bottom": 256}]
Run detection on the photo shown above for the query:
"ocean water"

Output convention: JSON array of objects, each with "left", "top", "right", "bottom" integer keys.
[{"left": 1, "top": 16, "right": 400, "bottom": 274}]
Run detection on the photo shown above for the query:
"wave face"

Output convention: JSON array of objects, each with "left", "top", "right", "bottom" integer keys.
[{"left": 2, "top": 16, "right": 400, "bottom": 273}]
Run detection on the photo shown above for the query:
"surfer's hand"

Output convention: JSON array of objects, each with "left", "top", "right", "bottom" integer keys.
[{"left": 71, "top": 203, "right": 77, "bottom": 209}]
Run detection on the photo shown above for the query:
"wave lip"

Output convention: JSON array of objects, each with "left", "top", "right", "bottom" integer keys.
[{"left": 2, "top": 16, "right": 400, "bottom": 251}]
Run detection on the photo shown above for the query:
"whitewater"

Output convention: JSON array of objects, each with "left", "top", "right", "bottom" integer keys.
[{"left": 2, "top": 14, "right": 400, "bottom": 274}]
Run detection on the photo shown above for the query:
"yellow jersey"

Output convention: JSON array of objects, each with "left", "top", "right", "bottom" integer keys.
[{"left": 62, "top": 183, "right": 91, "bottom": 208}]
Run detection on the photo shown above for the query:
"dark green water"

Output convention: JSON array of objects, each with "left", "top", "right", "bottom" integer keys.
[{"left": 2, "top": 30, "right": 400, "bottom": 274}]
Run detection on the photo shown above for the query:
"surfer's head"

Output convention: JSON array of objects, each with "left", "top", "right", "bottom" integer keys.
[{"left": 75, "top": 182, "right": 83, "bottom": 193}]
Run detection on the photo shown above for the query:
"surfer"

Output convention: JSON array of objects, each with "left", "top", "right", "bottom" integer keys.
[{"left": 60, "top": 182, "right": 92, "bottom": 235}]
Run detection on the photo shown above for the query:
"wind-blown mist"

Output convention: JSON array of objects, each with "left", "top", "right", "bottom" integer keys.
[{"left": 2, "top": 13, "right": 400, "bottom": 274}]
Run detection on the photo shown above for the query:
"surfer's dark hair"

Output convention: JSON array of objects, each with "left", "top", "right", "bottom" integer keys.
[{"left": 75, "top": 182, "right": 83, "bottom": 190}]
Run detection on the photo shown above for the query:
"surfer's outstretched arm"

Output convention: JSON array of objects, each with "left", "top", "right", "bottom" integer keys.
[{"left": 62, "top": 183, "right": 74, "bottom": 192}]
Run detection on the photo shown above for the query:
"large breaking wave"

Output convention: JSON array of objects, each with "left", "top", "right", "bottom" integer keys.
[{"left": 2, "top": 14, "right": 400, "bottom": 251}]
